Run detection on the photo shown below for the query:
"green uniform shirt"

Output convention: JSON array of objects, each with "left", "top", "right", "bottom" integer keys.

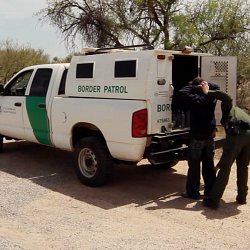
[{"left": 207, "top": 90, "right": 250, "bottom": 126}]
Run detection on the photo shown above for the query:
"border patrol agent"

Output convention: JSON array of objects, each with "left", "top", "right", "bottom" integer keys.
[{"left": 201, "top": 86, "right": 250, "bottom": 209}]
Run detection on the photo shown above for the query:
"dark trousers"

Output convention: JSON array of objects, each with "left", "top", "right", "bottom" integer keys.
[
  {"left": 209, "top": 130, "right": 250, "bottom": 202},
  {"left": 186, "top": 138, "right": 216, "bottom": 197}
]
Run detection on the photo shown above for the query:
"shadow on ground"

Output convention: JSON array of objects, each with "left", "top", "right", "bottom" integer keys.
[{"left": 0, "top": 140, "right": 240, "bottom": 218}]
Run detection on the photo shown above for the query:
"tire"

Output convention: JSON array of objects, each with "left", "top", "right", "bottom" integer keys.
[
  {"left": 149, "top": 160, "right": 179, "bottom": 170},
  {"left": 74, "top": 136, "right": 113, "bottom": 187}
]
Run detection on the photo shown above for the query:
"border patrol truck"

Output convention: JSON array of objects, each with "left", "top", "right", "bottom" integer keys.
[{"left": 0, "top": 46, "right": 237, "bottom": 186}]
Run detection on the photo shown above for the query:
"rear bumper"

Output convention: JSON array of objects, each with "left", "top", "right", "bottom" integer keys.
[
  {"left": 146, "top": 132, "right": 225, "bottom": 165},
  {"left": 146, "top": 130, "right": 189, "bottom": 165},
  {"left": 148, "top": 145, "right": 188, "bottom": 165}
]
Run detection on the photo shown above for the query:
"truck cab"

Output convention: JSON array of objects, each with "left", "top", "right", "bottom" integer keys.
[{"left": 0, "top": 64, "right": 69, "bottom": 144}]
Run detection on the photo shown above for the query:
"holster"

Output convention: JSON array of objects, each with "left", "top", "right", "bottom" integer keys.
[{"left": 225, "top": 120, "right": 240, "bottom": 135}]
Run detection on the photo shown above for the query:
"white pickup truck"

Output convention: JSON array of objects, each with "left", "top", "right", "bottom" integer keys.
[{"left": 0, "top": 46, "right": 237, "bottom": 186}]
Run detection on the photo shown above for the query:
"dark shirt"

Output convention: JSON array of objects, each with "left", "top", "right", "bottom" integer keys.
[{"left": 179, "top": 83, "right": 220, "bottom": 139}]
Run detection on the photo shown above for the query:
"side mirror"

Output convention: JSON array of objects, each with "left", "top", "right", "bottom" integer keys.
[{"left": 0, "top": 85, "right": 4, "bottom": 95}]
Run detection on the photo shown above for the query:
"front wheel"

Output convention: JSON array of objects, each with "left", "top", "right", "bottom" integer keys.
[{"left": 74, "top": 136, "right": 113, "bottom": 187}]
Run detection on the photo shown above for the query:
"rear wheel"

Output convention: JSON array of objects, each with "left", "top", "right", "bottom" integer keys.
[{"left": 74, "top": 136, "right": 113, "bottom": 187}]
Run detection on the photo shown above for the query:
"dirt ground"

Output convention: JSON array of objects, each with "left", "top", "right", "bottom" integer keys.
[{"left": 0, "top": 137, "right": 250, "bottom": 250}]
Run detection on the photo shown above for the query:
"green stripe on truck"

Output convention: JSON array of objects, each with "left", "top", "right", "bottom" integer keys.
[{"left": 26, "top": 96, "right": 52, "bottom": 145}]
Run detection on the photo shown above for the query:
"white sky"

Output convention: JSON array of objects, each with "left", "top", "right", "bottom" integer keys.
[{"left": 0, "top": 0, "right": 79, "bottom": 59}]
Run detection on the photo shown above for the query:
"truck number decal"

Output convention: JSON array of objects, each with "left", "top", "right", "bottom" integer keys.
[{"left": 157, "top": 118, "right": 170, "bottom": 123}]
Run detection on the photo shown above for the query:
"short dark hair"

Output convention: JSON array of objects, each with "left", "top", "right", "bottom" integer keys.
[{"left": 192, "top": 77, "right": 204, "bottom": 85}]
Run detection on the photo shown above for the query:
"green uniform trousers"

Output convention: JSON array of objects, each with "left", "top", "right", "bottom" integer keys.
[{"left": 209, "top": 129, "right": 250, "bottom": 202}]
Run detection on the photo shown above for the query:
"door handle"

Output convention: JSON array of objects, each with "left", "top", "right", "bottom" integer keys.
[
  {"left": 169, "top": 83, "right": 174, "bottom": 98},
  {"left": 14, "top": 102, "right": 22, "bottom": 107},
  {"left": 38, "top": 103, "right": 46, "bottom": 109}
]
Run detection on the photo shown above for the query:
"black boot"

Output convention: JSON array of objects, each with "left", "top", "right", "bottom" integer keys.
[
  {"left": 236, "top": 195, "right": 247, "bottom": 205},
  {"left": 202, "top": 198, "right": 219, "bottom": 210}
]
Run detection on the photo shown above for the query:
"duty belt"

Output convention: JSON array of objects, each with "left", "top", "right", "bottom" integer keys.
[{"left": 239, "top": 122, "right": 250, "bottom": 130}]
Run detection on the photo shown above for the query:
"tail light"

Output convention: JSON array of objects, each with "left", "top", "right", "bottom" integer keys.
[{"left": 132, "top": 109, "right": 148, "bottom": 137}]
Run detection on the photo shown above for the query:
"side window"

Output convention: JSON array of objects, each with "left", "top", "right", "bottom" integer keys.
[
  {"left": 4, "top": 70, "right": 33, "bottom": 96},
  {"left": 29, "top": 68, "right": 53, "bottom": 97},
  {"left": 76, "top": 63, "right": 94, "bottom": 78},
  {"left": 115, "top": 60, "right": 136, "bottom": 78}
]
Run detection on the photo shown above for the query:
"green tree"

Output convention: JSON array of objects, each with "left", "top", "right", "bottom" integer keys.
[
  {"left": 0, "top": 40, "right": 50, "bottom": 84},
  {"left": 182, "top": 0, "right": 250, "bottom": 55},
  {"left": 39, "top": 0, "right": 187, "bottom": 48},
  {"left": 39, "top": 0, "right": 250, "bottom": 51}
]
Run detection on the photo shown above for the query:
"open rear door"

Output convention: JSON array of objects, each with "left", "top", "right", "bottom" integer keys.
[{"left": 201, "top": 56, "right": 237, "bottom": 124}]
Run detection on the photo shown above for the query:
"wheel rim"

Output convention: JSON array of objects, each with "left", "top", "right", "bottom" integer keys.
[{"left": 78, "top": 148, "right": 97, "bottom": 178}]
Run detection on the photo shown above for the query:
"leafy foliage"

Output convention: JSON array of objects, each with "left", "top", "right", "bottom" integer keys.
[
  {"left": 39, "top": 0, "right": 187, "bottom": 49},
  {"left": 0, "top": 40, "right": 50, "bottom": 84},
  {"left": 40, "top": 0, "right": 250, "bottom": 52},
  {"left": 183, "top": 0, "right": 250, "bottom": 55}
]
